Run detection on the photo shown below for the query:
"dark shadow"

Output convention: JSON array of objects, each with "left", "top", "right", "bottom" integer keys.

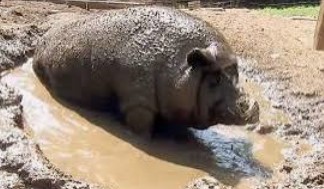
[{"left": 44, "top": 90, "right": 272, "bottom": 187}]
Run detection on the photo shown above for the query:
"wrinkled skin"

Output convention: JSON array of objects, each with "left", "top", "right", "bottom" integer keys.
[{"left": 33, "top": 6, "right": 259, "bottom": 137}]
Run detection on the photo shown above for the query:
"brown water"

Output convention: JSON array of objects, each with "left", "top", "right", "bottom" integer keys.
[
  {"left": 1, "top": 60, "right": 287, "bottom": 189},
  {"left": 240, "top": 75, "right": 290, "bottom": 126}
]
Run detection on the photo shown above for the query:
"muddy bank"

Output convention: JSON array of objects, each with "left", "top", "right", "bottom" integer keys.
[
  {"left": 0, "top": 16, "right": 40, "bottom": 72},
  {"left": 186, "top": 177, "right": 232, "bottom": 189},
  {"left": 240, "top": 58, "right": 324, "bottom": 189},
  {"left": 0, "top": 69, "right": 99, "bottom": 189},
  {"left": 0, "top": 1, "right": 86, "bottom": 70}
]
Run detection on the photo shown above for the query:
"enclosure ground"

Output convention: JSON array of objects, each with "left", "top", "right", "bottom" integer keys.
[
  {"left": 0, "top": 1, "right": 323, "bottom": 189},
  {"left": 187, "top": 8, "right": 324, "bottom": 188}
]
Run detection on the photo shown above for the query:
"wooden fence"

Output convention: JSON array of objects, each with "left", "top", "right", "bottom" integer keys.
[
  {"left": 153, "top": 0, "right": 320, "bottom": 8},
  {"left": 26, "top": 0, "right": 321, "bottom": 8},
  {"left": 315, "top": 0, "right": 324, "bottom": 50}
]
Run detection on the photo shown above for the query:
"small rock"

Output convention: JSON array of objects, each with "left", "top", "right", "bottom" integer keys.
[
  {"left": 302, "top": 173, "right": 324, "bottom": 185},
  {"left": 272, "top": 103, "right": 283, "bottom": 109},
  {"left": 283, "top": 123, "right": 292, "bottom": 130},
  {"left": 256, "top": 125, "right": 275, "bottom": 134},
  {"left": 270, "top": 53, "right": 280, "bottom": 59},
  {"left": 11, "top": 10, "right": 23, "bottom": 17},
  {"left": 285, "top": 128, "right": 303, "bottom": 136},
  {"left": 0, "top": 28, "right": 14, "bottom": 40},
  {"left": 186, "top": 177, "right": 232, "bottom": 189},
  {"left": 245, "top": 123, "right": 257, "bottom": 131},
  {"left": 280, "top": 165, "right": 293, "bottom": 173},
  {"left": 319, "top": 66, "right": 324, "bottom": 72}
]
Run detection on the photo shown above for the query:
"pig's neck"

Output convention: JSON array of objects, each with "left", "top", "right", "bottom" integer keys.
[{"left": 171, "top": 67, "right": 202, "bottom": 123}]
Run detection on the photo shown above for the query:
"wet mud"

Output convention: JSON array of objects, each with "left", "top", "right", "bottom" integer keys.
[
  {"left": 238, "top": 58, "right": 323, "bottom": 189},
  {"left": 186, "top": 8, "right": 324, "bottom": 188},
  {"left": 0, "top": 2, "right": 98, "bottom": 189},
  {"left": 2, "top": 60, "right": 286, "bottom": 189}
]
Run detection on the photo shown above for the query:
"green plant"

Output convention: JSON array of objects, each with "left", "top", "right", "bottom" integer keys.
[{"left": 260, "top": 5, "right": 320, "bottom": 18}]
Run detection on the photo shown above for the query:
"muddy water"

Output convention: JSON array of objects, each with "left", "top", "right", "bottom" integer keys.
[
  {"left": 240, "top": 75, "right": 290, "bottom": 126},
  {"left": 2, "top": 59, "right": 287, "bottom": 189}
]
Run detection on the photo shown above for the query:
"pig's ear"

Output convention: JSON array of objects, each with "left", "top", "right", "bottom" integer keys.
[{"left": 187, "top": 48, "right": 211, "bottom": 68}]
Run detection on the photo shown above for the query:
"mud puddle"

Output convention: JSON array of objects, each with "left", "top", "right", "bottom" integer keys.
[{"left": 1, "top": 59, "right": 287, "bottom": 189}]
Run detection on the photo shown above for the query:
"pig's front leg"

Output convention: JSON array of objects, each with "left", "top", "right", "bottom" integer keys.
[{"left": 125, "top": 107, "right": 155, "bottom": 139}]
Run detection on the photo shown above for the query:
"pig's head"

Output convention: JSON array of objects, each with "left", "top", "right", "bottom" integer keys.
[{"left": 187, "top": 42, "right": 259, "bottom": 129}]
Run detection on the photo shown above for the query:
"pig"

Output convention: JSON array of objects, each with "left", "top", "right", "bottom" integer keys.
[{"left": 33, "top": 6, "right": 259, "bottom": 137}]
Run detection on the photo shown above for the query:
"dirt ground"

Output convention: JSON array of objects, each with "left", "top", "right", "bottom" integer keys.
[{"left": 0, "top": 1, "right": 323, "bottom": 189}]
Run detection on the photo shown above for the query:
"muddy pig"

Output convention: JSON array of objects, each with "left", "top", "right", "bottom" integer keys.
[{"left": 33, "top": 6, "right": 259, "bottom": 137}]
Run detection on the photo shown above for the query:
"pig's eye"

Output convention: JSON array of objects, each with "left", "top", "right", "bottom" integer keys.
[
  {"left": 209, "top": 75, "right": 222, "bottom": 88},
  {"left": 224, "top": 64, "right": 238, "bottom": 79}
]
